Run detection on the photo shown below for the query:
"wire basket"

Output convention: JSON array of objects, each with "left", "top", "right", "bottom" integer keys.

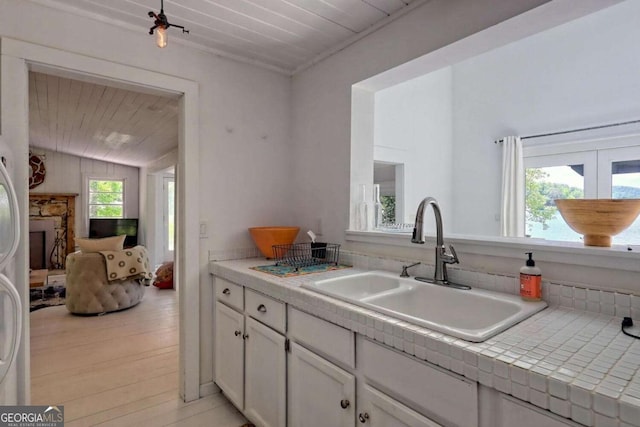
[{"left": 272, "top": 242, "right": 340, "bottom": 269}]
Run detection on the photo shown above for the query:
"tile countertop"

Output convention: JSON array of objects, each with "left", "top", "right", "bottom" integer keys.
[{"left": 210, "top": 258, "right": 640, "bottom": 427}]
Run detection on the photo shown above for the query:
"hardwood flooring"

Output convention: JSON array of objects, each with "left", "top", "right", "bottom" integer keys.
[{"left": 30, "top": 286, "right": 247, "bottom": 426}]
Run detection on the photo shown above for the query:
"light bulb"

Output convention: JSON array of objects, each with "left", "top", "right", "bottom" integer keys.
[{"left": 156, "top": 26, "right": 167, "bottom": 48}]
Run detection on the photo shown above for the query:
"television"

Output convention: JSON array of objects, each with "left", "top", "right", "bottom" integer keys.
[{"left": 89, "top": 218, "right": 138, "bottom": 248}]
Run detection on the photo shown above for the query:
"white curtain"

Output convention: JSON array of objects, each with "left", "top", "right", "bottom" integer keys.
[{"left": 500, "top": 136, "right": 525, "bottom": 237}]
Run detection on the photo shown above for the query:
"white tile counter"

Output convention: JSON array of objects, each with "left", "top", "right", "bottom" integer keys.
[{"left": 210, "top": 258, "right": 640, "bottom": 427}]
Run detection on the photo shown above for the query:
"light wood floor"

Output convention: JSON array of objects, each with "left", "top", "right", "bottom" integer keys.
[{"left": 30, "top": 286, "right": 247, "bottom": 426}]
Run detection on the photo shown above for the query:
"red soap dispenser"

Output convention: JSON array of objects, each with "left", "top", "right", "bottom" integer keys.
[{"left": 520, "top": 252, "right": 542, "bottom": 301}]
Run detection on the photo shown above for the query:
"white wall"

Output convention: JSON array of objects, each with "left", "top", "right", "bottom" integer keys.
[
  {"left": 451, "top": 0, "right": 640, "bottom": 235},
  {"left": 291, "top": 0, "right": 552, "bottom": 245},
  {"left": 374, "top": 67, "right": 453, "bottom": 229},
  {"left": 29, "top": 148, "right": 140, "bottom": 241},
  {"left": 0, "top": 0, "right": 291, "bottom": 393},
  {"left": 291, "top": 0, "right": 640, "bottom": 291}
]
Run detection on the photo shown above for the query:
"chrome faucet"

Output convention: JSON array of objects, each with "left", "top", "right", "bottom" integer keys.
[{"left": 411, "top": 197, "right": 469, "bottom": 289}]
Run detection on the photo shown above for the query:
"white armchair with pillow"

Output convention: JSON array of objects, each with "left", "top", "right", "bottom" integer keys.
[{"left": 65, "top": 235, "right": 148, "bottom": 315}]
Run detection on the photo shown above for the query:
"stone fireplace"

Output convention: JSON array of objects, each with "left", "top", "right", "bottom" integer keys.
[{"left": 29, "top": 193, "right": 77, "bottom": 270}]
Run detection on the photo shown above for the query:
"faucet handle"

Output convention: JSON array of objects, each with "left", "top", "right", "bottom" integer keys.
[{"left": 448, "top": 244, "right": 460, "bottom": 264}]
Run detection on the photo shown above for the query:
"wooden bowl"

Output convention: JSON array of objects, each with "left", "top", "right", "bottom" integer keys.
[
  {"left": 248, "top": 226, "right": 300, "bottom": 258},
  {"left": 554, "top": 199, "right": 640, "bottom": 247}
]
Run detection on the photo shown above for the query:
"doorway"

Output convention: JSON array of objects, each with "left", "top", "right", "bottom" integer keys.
[{"left": 1, "top": 38, "right": 201, "bottom": 403}]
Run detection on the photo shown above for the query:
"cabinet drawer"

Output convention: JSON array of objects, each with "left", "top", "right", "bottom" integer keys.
[
  {"left": 245, "top": 289, "right": 286, "bottom": 333},
  {"left": 360, "top": 337, "right": 478, "bottom": 427},
  {"left": 215, "top": 278, "right": 243, "bottom": 311},
  {"left": 288, "top": 307, "right": 355, "bottom": 369}
]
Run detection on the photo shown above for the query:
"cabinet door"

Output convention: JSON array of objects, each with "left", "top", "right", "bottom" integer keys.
[
  {"left": 214, "top": 301, "right": 245, "bottom": 410},
  {"left": 288, "top": 342, "right": 355, "bottom": 427},
  {"left": 244, "top": 317, "right": 286, "bottom": 427},
  {"left": 500, "top": 395, "right": 577, "bottom": 427},
  {"left": 359, "top": 385, "right": 442, "bottom": 427}
]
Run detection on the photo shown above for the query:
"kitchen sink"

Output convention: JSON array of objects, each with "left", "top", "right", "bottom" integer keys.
[
  {"left": 302, "top": 271, "right": 547, "bottom": 342},
  {"left": 302, "top": 270, "right": 405, "bottom": 300}
]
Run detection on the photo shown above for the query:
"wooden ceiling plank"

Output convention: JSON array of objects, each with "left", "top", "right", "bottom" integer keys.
[
  {"left": 247, "top": 0, "right": 353, "bottom": 37},
  {"left": 77, "top": 83, "right": 108, "bottom": 158},
  {"left": 46, "top": 75, "right": 60, "bottom": 152},
  {"left": 287, "top": 0, "right": 386, "bottom": 33},
  {"left": 71, "top": 81, "right": 99, "bottom": 158},
  {"left": 54, "top": 75, "right": 72, "bottom": 152},
  {"left": 82, "top": 85, "right": 117, "bottom": 153},
  {"left": 90, "top": 88, "right": 130, "bottom": 156},
  {"left": 199, "top": 0, "right": 350, "bottom": 49},
  {"left": 28, "top": 73, "right": 43, "bottom": 147},
  {"left": 160, "top": 4, "right": 311, "bottom": 61},
  {"left": 61, "top": 78, "right": 85, "bottom": 154},
  {"left": 85, "top": 86, "right": 118, "bottom": 144},
  {"left": 172, "top": 0, "right": 317, "bottom": 55},
  {"left": 361, "top": 0, "right": 408, "bottom": 15}
]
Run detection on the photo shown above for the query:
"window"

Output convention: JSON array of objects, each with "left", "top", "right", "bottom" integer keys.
[
  {"left": 524, "top": 138, "right": 640, "bottom": 244},
  {"left": 88, "top": 179, "right": 124, "bottom": 218}
]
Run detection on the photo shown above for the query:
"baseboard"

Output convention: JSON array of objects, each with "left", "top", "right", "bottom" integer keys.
[{"left": 200, "top": 381, "right": 220, "bottom": 397}]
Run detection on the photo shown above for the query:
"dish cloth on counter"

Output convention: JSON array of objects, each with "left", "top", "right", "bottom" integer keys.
[{"left": 251, "top": 264, "right": 351, "bottom": 277}]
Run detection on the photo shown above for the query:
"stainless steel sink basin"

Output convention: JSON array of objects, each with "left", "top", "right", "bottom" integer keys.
[{"left": 302, "top": 271, "right": 547, "bottom": 342}]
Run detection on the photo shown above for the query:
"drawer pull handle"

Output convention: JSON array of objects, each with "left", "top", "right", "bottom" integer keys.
[
  {"left": 257, "top": 304, "right": 267, "bottom": 313},
  {"left": 243, "top": 334, "right": 249, "bottom": 340},
  {"left": 358, "top": 413, "right": 369, "bottom": 423},
  {"left": 222, "top": 288, "right": 231, "bottom": 295},
  {"left": 234, "top": 330, "right": 241, "bottom": 337},
  {"left": 340, "top": 399, "right": 350, "bottom": 409}
]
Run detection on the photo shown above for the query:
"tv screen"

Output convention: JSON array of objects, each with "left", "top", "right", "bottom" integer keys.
[{"left": 89, "top": 218, "right": 138, "bottom": 248}]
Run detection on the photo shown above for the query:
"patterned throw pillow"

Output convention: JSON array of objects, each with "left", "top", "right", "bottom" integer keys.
[{"left": 153, "top": 261, "right": 174, "bottom": 289}]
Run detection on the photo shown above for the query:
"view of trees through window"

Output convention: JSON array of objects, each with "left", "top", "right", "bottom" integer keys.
[
  {"left": 526, "top": 160, "right": 640, "bottom": 244},
  {"left": 380, "top": 195, "right": 396, "bottom": 224},
  {"left": 525, "top": 166, "right": 584, "bottom": 239},
  {"left": 89, "top": 179, "right": 124, "bottom": 218}
]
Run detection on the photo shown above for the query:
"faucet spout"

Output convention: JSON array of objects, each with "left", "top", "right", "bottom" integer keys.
[{"left": 411, "top": 197, "right": 464, "bottom": 287}]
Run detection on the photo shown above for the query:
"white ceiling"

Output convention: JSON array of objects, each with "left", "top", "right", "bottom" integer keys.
[
  {"left": 29, "top": 0, "right": 422, "bottom": 166},
  {"left": 39, "top": 0, "right": 421, "bottom": 74},
  {"left": 29, "top": 71, "right": 180, "bottom": 167}
]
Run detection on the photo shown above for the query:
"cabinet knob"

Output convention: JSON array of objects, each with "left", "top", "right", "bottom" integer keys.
[
  {"left": 358, "top": 413, "right": 369, "bottom": 423},
  {"left": 222, "top": 288, "right": 231, "bottom": 295},
  {"left": 340, "top": 399, "right": 350, "bottom": 409},
  {"left": 243, "top": 334, "right": 249, "bottom": 340},
  {"left": 234, "top": 330, "right": 241, "bottom": 337},
  {"left": 257, "top": 304, "right": 267, "bottom": 313}
]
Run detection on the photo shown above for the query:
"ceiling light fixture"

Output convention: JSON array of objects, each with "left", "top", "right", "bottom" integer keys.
[{"left": 148, "top": 0, "right": 189, "bottom": 48}]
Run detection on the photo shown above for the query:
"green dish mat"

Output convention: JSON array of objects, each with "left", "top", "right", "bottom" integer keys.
[{"left": 251, "top": 264, "right": 351, "bottom": 278}]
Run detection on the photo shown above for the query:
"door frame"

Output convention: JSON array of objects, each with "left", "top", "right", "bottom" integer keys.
[{"left": 1, "top": 37, "right": 201, "bottom": 402}]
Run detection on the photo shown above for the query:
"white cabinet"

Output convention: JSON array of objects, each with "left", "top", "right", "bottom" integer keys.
[
  {"left": 360, "top": 337, "right": 478, "bottom": 427},
  {"left": 214, "top": 282, "right": 286, "bottom": 427},
  {"left": 358, "top": 385, "right": 442, "bottom": 427},
  {"left": 497, "top": 394, "right": 578, "bottom": 427},
  {"left": 288, "top": 341, "right": 355, "bottom": 427},
  {"left": 244, "top": 316, "right": 286, "bottom": 427},
  {"left": 214, "top": 301, "right": 244, "bottom": 410}
]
